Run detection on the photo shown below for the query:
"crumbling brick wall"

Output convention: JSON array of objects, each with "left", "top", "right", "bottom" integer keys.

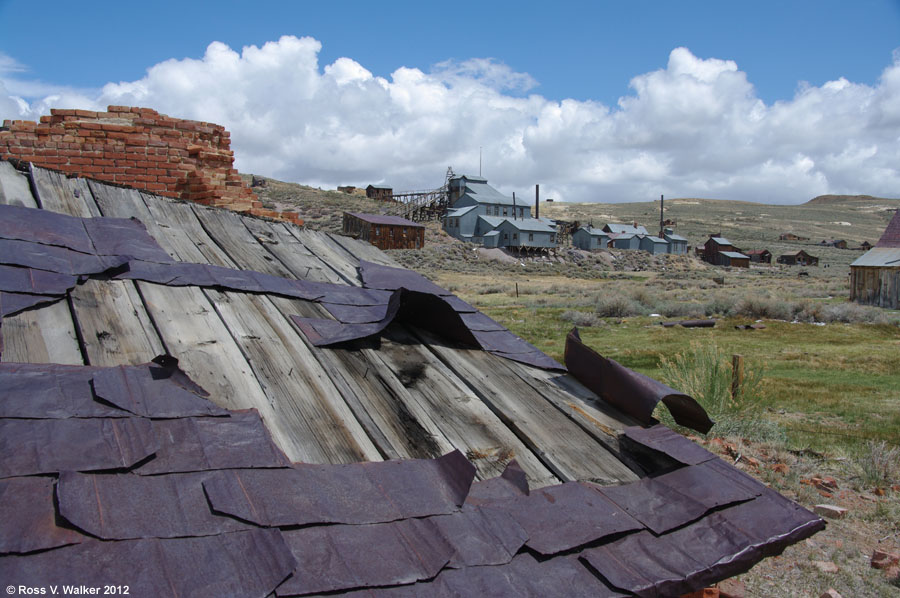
[{"left": 0, "top": 106, "right": 301, "bottom": 225}]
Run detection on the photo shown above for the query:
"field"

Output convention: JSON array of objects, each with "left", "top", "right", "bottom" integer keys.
[{"left": 251, "top": 176, "right": 900, "bottom": 595}]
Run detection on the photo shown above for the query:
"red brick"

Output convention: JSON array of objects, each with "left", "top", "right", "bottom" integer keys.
[{"left": 68, "top": 157, "right": 93, "bottom": 165}]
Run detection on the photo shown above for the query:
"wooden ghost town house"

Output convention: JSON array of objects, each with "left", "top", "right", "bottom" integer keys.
[{"left": 0, "top": 106, "right": 826, "bottom": 597}]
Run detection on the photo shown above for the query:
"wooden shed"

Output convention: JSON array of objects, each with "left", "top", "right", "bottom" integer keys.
[
  {"left": 850, "top": 209, "right": 900, "bottom": 309},
  {"left": 342, "top": 212, "right": 424, "bottom": 250},
  {"left": 777, "top": 250, "right": 818, "bottom": 266},
  {"left": 745, "top": 249, "right": 772, "bottom": 264},
  {"left": 366, "top": 184, "right": 393, "bottom": 201}
]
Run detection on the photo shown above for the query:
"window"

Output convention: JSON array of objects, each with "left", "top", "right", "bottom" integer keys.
[
  {"left": 502, "top": 208, "right": 508, "bottom": 216},
  {"left": 528, "top": 233, "right": 534, "bottom": 242},
  {"left": 513, "top": 233, "right": 518, "bottom": 241},
  {"left": 494, "top": 206, "right": 499, "bottom": 216},
  {"left": 503, "top": 233, "right": 508, "bottom": 240},
  {"left": 520, "top": 208, "right": 525, "bottom": 218}
]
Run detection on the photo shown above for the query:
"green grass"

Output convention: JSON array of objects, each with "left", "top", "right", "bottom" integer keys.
[{"left": 471, "top": 300, "right": 900, "bottom": 451}]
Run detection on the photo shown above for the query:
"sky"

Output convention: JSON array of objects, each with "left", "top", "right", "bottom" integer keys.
[{"left": 1, "top": 0, "right": 899, "bottom": 204}]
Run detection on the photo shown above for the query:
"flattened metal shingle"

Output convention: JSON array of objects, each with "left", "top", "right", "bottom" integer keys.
[
  {"left": 0, "top": 238, "right": 129, "bottom": 276},
  {"left": 0, "top": 417, "right": 158, "bottom": 478},
  {"left": 82, "top": 217, "right": 174, "bottom": 263},
  {"left": 203, "top": 451, "right": 475, "bottom": 527},
  {"left": 508, "top": 482, "right": 643, "bottom": 555},
  {"left": 429, "top": 506, "right": 528, "bottom": 568},
  {"left": 91, "top": 364, "right": 228, "bottom": 418},
  {"left": 358, "top": 260, "right": 451, "bottom": 296},
  {"left": 57, "top": 471, "right": 254, "bottom": 540},
  {"left": 0, "top": 363, "right": 124, "bottom": 419},
  {"left": 0, "top": 264, "right": 77, "bottom": 295},
  {"left": 597, "top": 460, "right": 763, "bottom": 534},
  {"left": 0, "top": 203, "right": 94, "bottom": 253},
  {"left": 134, "top": 411, "right": 291, "bottom": 475},
  {"left": 276, "top": 518, "right": 453, "bottom": 596},
  {"left": 0, "top": 477, "right": 85, "bottom": 554},
  {"left": 0, "top": 529, "right": 296, "bottom": 598}
]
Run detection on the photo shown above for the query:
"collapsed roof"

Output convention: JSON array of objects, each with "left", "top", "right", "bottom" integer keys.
[{"left": 0, "top": 160, "right": 823, "bottom": 597}]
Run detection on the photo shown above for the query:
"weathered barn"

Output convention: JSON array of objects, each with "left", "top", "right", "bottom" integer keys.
[
  {"left": 745, "top": 249, "right": 772, "bottom": 264},
  {"left": 0, "top": 160, "right": 823, "bottom": 596},
  {"left": 702, "top": 235, "right": 749, "bottom": 267},
  {"left": 820, "top": 239, "right": 848, "bottom": 249},
  {"left": 777, "top": 250, "right": 819, "bottom": 266},
  {"left": 850, "top": 209, "right": 900, "bottom": 309},
  {"left": 719, "top": 251, "right": 750, "bottom": 268},
  {"left": 572, "top": 226, "right": 610, "bottom": 250},
  {"left": 342, "top": 212, "right": 424, "bottom": 250},
  {"left": 603, "top": 222, "right": 649, "bottom": 236},
  {"left": 608, "top": 232, "right": 641, "bottom": 250},
  {"left": 365, "top": 184, "right": 393, "bottom": 200}
]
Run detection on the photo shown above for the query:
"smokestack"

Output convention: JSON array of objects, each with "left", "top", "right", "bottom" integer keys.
[
  {"left": 659, "top": 194, "right": 664, "bottom": 238},
  {"left": 535, "top": 184, "right": 540, "bottom": 219},
  {"left": 512, "top": 192, "right": 517, "bottom": 220}
]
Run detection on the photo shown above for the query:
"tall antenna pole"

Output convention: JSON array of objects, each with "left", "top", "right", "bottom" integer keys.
[{"left": 512, "top": 192, "right": 517, "bottom": 220}]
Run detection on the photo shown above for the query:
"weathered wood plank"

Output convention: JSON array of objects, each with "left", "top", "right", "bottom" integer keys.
[
  {"left": 328, "top": 233, "right": 402, "bottom": 268},
  {"left": 375, "top": 326, "right": 559, "bottom": 486},
  {"left": 30, "top": 168, "right": 164, "bottom": 365},
  {"left": 191, "top": 206, "right": 296, "bottom": 276},
  {"left": 131, "top": 197, "right": 381, "bottom": 463},
  {"left": 205, "top": 289, "right": 381, "bottom": 463},
  {"left": 289, "top": 229, "right": 363, "bottom": 284},
  {"left": 0, "top": 165, "right": 83, "bottom": 364},
  {"left": 242, "top": 218, "right": 344, "bottom": 283},
  {"left": 416, "top": 329, "right": 640, "bottom": 485},
  {"left": 0, "top": 162, "right": 36, "bottom": 207}
]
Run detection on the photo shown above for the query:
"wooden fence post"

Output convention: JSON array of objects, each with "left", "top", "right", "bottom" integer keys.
[{"left": 731, "top": 354, "right": 744, "bottom": 401}]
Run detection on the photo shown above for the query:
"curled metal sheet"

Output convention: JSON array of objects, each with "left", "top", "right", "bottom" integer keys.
[
  {"left": 506, "top": 482, "right": 643, "bottom": 555},
  {"left": 292, "top": 289, "right": 479, "bottom": 349},
  {"left": 0, "top": 417, "right": 158, "bottom": 478},
  {"left": 0, "top": 529, "right": 296, "bottom": 598},
  {"left": 276, "top": 518, "right": 454, "bottom": 596},
  {"left": 621, "top": 425, "right": 717, "bottom": 466},
  {"left": 0, "top": 477, "right": 84, "bottom": 554},
  {"left": 358, "top": 260, "right": 452, "bottom": 296},
  {"left": 203, "top": 450, "right": 475, "bottom": 527},
  {"left": 458, "top": 311, "right": 506, "bottom": 332},
  {"left": 597, "top": 459, "right": 762, "bottom": 534},
  {"left": 91, "top": 363, "right": 228, "bottom": 418},
  {"left": 564, "top": 328, "right": 714, "bottom": 434},
  {"left": 57, "top": 471, "right": 254, "bottom": 540},
  {"left": 135, "top": 411, "right": 291, "bottom": 475},
  {"left": 323, "top": 302, "right": 390, "bottom": 323},
  {"left": 0, "top": 264, "right": 77, "bottom": 296}
]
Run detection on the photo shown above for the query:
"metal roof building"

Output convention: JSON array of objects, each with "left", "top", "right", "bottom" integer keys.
[
  {"left": 850, "top": 209, "right": 900, "bottom": 308},
  {"left": 0, "top": 160, "right": 823, "bottom": 597}
]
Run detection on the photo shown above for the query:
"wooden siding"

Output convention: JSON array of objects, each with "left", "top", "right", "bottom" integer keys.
[
  {"left": 342, "top": 213, "right": 424, "bottom": 250},
  {"left": 850, "top": 266, "right": 900, "bottom": 309}
]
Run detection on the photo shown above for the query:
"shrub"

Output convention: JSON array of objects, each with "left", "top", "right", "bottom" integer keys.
[
  {"left": 734, "top": 295, "right": 798, "bottom": 321},
  {"left": 657, "top": 342, "right": 782, "bottom": 441},
  {"left": 703, "top": 295, "right": 737, "bottom": 317},
  {"left": 594, "top": 294, "right": 649, "bottom": 317},
  {"left": 853, "top": 440, "right": 900, "bottom": 488},
  {"left": 561, "top": 310, "right": 605, "bottom": 327}
]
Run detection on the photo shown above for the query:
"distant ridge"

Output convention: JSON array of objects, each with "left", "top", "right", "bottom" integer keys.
[{"left": 804, "top": 194, "right": 900, "bottom": 205}]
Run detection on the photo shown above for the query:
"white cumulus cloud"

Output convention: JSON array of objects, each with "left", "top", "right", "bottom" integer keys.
[{"left": 2, "top": 38, "right": 899, "bottom": 204}]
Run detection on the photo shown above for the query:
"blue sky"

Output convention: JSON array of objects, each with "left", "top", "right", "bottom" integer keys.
[{"left": 1, "top": 0, "right": 899, "bottom": 203}]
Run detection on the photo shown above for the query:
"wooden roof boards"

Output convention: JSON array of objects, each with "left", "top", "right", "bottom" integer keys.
[{"left": 0, "top": 160, "right": 824, "bottom": 596}]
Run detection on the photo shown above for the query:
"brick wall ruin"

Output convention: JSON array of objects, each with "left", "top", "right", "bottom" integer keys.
[{"left": 0, "top": 106, "right": 301, "bottom": 225}]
